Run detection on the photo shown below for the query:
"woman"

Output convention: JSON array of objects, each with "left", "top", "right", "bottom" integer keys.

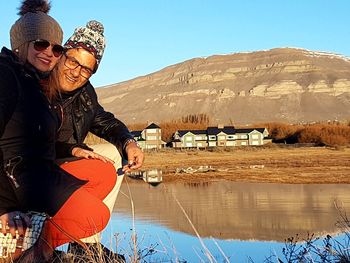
[{"left": 0, "top": 1, "right": 115, "bottom": 261}]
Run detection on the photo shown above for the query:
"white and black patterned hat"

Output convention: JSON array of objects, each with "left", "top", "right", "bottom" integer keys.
[{"left": 64, "top": 20, "right": 106, "bottom": 69}]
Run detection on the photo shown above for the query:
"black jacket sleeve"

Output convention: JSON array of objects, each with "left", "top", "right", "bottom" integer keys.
[
  {"left": 87, "top": 85, "right": 134, "bottom": 159},
  {"left": 0, "top": 61, "right": 20, "bottom": 216}
]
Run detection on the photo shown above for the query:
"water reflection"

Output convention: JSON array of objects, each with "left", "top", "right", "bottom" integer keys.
[
  {"left": 115, "top": 181, "right": 350, "bottom": 242},
  {"left": 126, "top": 169, "right": 163, "bottom": 186}
]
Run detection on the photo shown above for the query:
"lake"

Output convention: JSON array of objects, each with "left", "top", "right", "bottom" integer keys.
[{"left": 101, "top": 180, "right": 350, "bottom": 262}]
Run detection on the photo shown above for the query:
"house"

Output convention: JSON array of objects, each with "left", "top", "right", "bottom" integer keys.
[
  {"left": 207, "top": 126, "right": 235, "bottom": 147},
  {"left": 235, "top": 129, "right": 262, "bottom": 146},
  {"left": 132, "top": 123, "right": 164, "bottom": 150},
  {"left": 171, "top": 125, "right": 269, "bottom": 148},
  {"left": 173, "top": 130, "right": 208, "bottom": 148}
]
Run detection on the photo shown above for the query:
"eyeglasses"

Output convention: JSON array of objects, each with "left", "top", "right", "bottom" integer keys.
[
  {"left": 63, "top": 54, "right": 94, "bottom": 79},
  {"left": 32, "top": 39, "right": 64, "bottom": 57}
]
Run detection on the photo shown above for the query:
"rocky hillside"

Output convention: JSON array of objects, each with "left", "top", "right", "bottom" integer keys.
[{"left": 96, "top": 48, "right": 350, "bottom": 125}]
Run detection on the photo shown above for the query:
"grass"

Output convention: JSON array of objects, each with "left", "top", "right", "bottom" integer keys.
[{"left": 140, "top": 145, "right": 350, "bottom": 184}]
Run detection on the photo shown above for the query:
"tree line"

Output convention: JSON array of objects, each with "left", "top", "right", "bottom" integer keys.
[{"left": 87, "top": 113, "right": 350, "bottom": 146}]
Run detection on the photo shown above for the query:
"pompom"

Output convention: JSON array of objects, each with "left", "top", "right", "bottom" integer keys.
[
  {"left": 18, "top": 0, "right": 51, "bottom": 16},
  {"left": 86, "top": 20, "right": 104, "bottom": 35}
]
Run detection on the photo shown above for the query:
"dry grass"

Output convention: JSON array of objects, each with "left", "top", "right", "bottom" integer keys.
[{"left": 140, "top": 146, "right": 350, "bottom": 184}]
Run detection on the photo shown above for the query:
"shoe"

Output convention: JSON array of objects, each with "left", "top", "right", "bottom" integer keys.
[{"left": 67, "top": 242, "right": 126, "bottom": 262}]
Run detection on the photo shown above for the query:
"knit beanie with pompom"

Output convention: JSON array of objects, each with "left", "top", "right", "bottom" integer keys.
[
  {"left": 64, "top": 20, "right": 106, "bottom": 70},
  {"left": 10, "top": 0, "right": 63, "bottom": 50}
]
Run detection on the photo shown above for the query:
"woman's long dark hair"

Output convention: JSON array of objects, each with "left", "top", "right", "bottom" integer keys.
[{"left": 46, "top": 64, "right": 61, "bottom": 101}]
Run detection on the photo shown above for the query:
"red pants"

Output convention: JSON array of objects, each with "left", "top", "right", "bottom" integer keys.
[{"left": 45, "top": 159, "right": 116, "bottom": 248}]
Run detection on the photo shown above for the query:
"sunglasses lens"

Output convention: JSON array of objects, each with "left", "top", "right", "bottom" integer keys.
[
  {"left": 33, "top": 40, "right": 50, "bottom": 51},
  {"left": 33, "top": 40, "right": 63, "bottom": 57},
  {"left": 52, "top": 45, "right": 64, "bottom": 57}
]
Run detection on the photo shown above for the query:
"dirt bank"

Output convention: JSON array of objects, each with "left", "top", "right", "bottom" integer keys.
[{"left": 139, "top": 146, "right": 350, "bottom": 184}]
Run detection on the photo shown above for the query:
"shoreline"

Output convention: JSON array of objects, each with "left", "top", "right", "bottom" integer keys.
[{"left": 139, "top": 146, "right": 350, "bottom": 184}]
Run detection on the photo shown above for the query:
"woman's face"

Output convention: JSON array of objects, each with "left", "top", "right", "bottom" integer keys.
[
  {"left": 57, "top": 48, "right": 96, "bottom": 93},
  {"left": 27, "top": 40, "right": 63, "bottom": 72}
]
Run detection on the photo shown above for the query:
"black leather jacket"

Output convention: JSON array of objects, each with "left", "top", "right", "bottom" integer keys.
[
  {"left": 0, "top": 47, "right": 85, "bottom": 216},
  {"left": 56, "top": 82, "right": 134, "bottom": 159}
]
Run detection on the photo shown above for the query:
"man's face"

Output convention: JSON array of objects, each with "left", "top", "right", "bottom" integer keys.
[{"left": 57, "top": 48, "right": 96, "bottom": 92}]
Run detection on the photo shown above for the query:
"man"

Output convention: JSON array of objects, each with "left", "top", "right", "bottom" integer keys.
[{"left": 51, "top": 20, "right": 144, "bottom": 260}]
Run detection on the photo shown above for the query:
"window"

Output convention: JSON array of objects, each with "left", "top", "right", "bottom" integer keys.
[
  {"left": 252, "top": 134, "right": 259, "bottom": 139},
  {"left": 218, "top": 135, "right": 226, "bottom": 140},
  {"left": 209, "top": 141, "right": 216, "bottom": 146},
  {"left": 185, "top": 142, "right": 193, "bottom": 147},
  {"left": 195, "top": 136, "right": 205, "bottom": 140},
  {"left": 227, "top": 135, "right": 236, "bottom": 139},
  {"left": 185, "top": 136, "right": 192, "bottom": 141},
  {"left": 241, "top": 141, "right": 247, "bottom": 146},
  {"left": 251, "top": 141, "right": 259, "bottom": 145},
  {"left": 209, "top": 135, "right": 216, "bottom": 140},
  {"left": 147, "top": 128, "right": 157, "bottom": 133},
  {"left": 240, "top": 135, "right": 248, "bottom": 139},
  {"left": 147, "top": 135, "right": 157, "bottom": 140},
  {"left": 226, "top": 141, "right": 235, "bottom": 146}
]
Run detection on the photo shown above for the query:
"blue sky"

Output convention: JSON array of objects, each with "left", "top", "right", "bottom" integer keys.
[{"left": 1, "top": 0, "right": 349, "bottom": 87}]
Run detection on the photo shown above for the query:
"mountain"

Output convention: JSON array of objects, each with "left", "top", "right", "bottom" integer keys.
[{"left": 96, "top": 48, "right": 350, "bottom": 125}]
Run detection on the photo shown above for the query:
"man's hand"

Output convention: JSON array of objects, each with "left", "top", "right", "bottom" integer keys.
[
  {"left": 71, "top": 147, "right": 114, "bottom": 164},
  {"left": 122, "top": 142, "right": 144, "bottom": 173},
  {"left": 0, "top": 211, "right": 31, "bottom": 237}
]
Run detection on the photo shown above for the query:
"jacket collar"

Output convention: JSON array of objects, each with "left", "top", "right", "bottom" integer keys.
[
  {"left": 58, "top": 81, "right": 91, "bottom": 106},
  {"left": 0, "top": 46, "right": 47, "bottom": 82}
]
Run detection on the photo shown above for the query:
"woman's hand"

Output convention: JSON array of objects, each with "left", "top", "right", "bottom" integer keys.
[
  {"left": 0, "top": 211, "right": 31, "bottom": 237},
  {"left": 71, "top": 147, "right": 114, "bottom": 164},
  {"left": 122, "top": 142, "right": 144, "bottom": 173}
]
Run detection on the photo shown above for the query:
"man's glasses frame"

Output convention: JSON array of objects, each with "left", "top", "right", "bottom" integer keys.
[{"left": 63, "top": 54, "right": 94, "bottom": 79}]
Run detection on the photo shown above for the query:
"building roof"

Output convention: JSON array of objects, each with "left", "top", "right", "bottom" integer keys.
[
  {"left": 207, "top": 126, "right": 235, "bottom": 135},
  {"left": 255, "top": 128, "right": 267, "bottom": 133},
  {"left": 236, "top": 128, "right": 265, "bottom": 134},
  {"left": 146, "top": 123, "right": 161, "bottom": 129},
  {"left": 177, "top": 130, "right": 207, "bottom": 137}
]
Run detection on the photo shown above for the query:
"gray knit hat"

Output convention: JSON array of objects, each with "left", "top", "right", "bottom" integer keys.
[
  {"left": 64, "top": 20, "right": 106, "bottom": 69},
  {"left": 10, "top": 0, "right": 63, "bottom": 50}
]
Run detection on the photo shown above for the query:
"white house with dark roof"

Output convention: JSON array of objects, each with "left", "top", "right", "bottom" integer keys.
[
  {"left": 173, "top": 130, "right": 208, "bottom": 148},
  {"left": 131, "top": 123, "right": 164, "bottom": 150},
  {"left": 171, "top": 126, "right": 269, "bottom": 148},
  {"left": 235, "top": 128, "right": 266, "bottom": 146},
  {"left": 133, "top": 123, "right": 270, "bottom": 150},
  {"left": 207, "top": 126, "right": 236, "bottom": 147}
]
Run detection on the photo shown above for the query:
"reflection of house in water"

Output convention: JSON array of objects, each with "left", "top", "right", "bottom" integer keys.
[
  {"left": 126, "top": 169, "right": 163, "bottom": 187},
  {"left": 143, "top": 169, "right": 163, "bottom": 187}
]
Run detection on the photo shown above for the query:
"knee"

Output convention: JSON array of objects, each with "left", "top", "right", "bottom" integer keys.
[
  {"left": 90, "top": 143, "right": 122, "bottom": 168},
  {"left": 86, "top": 203, "right": 110, "bottom": 234},
  {"left": 100, "top": 162, "right": 117, "bottom": 193},
  {"left": 84, "top": 159, "right": 117, "bottom": 193}
]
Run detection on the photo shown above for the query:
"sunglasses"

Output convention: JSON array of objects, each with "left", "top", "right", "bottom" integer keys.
[{"left": 32, "top": 39, "right": 64, "bottom": 57}]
